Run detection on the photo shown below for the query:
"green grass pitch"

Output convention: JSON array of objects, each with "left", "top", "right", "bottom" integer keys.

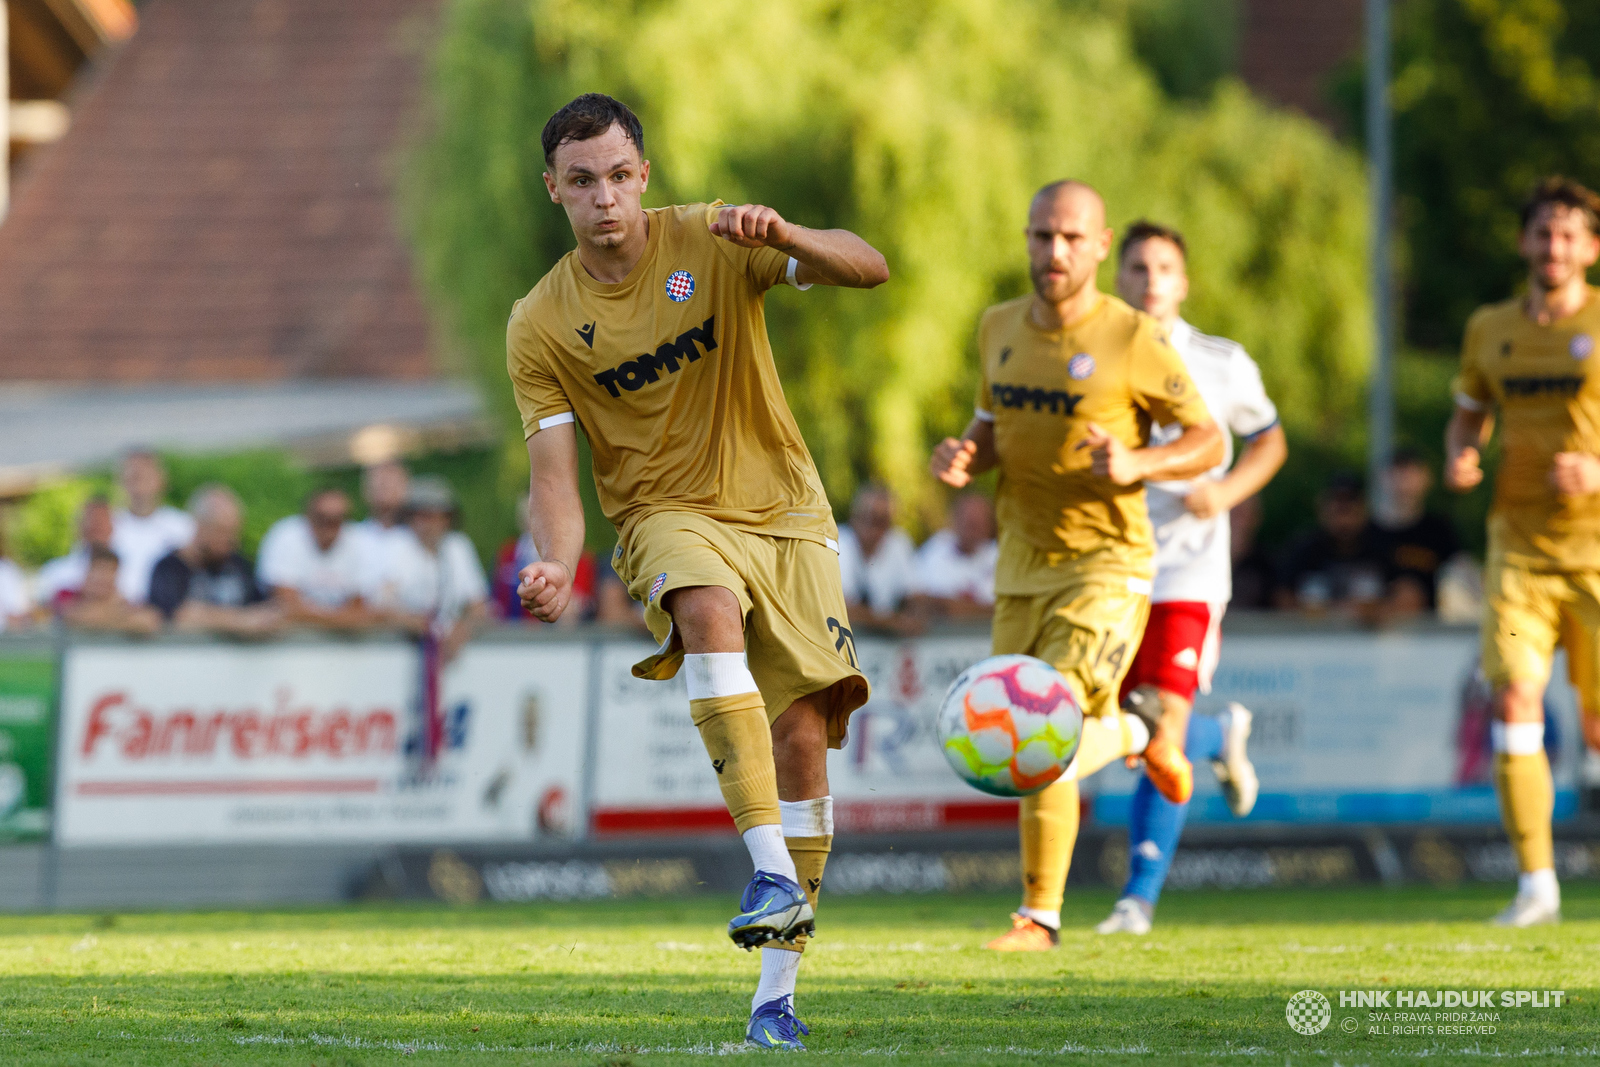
[{"left": 0, "top": 884, "right": 1596, "bottom": 1065}]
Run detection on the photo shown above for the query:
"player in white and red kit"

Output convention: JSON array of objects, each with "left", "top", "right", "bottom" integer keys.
[{"left": 1096, "top": 221, "right": 1289, "bottom": 934}]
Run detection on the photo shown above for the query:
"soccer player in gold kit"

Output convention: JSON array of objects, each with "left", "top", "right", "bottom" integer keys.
[
  {"left": 506, "top": 94, "right": 889, "bottom": 1046},
  {"left": 929, "top": 181, "right": 1224, "bottom": 949},
  {"left": 1446, "top": 177, "right": 1600, "bottom": 927}
]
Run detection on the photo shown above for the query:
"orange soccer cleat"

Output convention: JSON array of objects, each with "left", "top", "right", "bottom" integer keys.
[
  {"left": 983, "top": 913, "right": 1060, "bottom": 951},
  {"left": 1141, "top": 734, "right": 1194, "bottom": 804}
]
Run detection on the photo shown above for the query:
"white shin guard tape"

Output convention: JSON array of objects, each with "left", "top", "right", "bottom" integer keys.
[
  {"left": 684, "top": 652, "right": 759, "bottom": 700},
  {"left": 1491, "top": 721, "right": 1545, "bottom": 756},
  {"left": 779, "top": 796, "right": 834, "bottom": 837}
]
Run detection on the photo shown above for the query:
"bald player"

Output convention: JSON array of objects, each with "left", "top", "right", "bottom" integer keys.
[
  {"left": 930, "top": 181, "right": 1223, "bottom": 950},
  {"left": 1447, "top": 176, "right": 1600, "bottom": 927},
  {"left": 507, "top": 94, "right": 889, "bottom": 1046}
]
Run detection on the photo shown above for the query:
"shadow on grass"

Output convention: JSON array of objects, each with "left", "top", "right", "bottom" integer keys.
[{"left": 2, "top": 883, "right": 1598, "bottom": 938}]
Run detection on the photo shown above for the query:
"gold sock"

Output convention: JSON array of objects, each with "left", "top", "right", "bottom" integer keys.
[
  {"left": 1495, "top": 751, "right": 1555, "bottom": 873},
  {"left": 1020, "top": 777, "right": 1079, "bottom": 914},
  {"left": 1072, "top": 712, "right": 1142, "bottom": 779},
  {"left": 690, "top": 692, "right": 780, "bottom": 834},
  {"left": 764, "top": 833, "right": 831, "bottom": 953}
]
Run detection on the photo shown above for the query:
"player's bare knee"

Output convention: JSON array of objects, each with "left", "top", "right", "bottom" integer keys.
[
  {"left": 772, "top": 693, "right": 829, "bottom": 779},
  {"left": 1494, "top": 680, "right": 1545, "bottom": 723},
  {"left": 663, "top": 585, "right": 744, "bottom": 653}
]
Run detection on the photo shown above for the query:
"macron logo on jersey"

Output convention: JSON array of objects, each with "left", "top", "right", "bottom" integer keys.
[{"left": 593, "top": 316, "right": 718, "bottom": 398}]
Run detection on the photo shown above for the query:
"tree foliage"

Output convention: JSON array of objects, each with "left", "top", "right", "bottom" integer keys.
[
  {"left": 1382, "top": 0, "right": 1600, "bottom": 348},
  {"left": 407, "top": 0, "right": 1369, "bottom": 539}
]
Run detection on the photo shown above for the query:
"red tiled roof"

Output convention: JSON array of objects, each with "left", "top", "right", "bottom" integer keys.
[
  {"left": 1238, "top": 0, "right": 1364, "bottom": 129},
  {"left": 0, "top": 0, "right": 442, "bottom": 382}
]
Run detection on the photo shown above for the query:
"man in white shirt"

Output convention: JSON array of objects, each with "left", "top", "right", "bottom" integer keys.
[
  {"left": 1096, "top": 220, "right": 1288, "bottom": 935},
  {"left": 910, "top": 492, "right": 998, "bottom": 619},
  {"left": 835, "top": 484, "right": 917, "bottom": 630},
  {"left": 256, "top": 487, "right": 375, "bottom": 629},
  {"left": 349, "top": 459, "right": 412, "bottom": 593},
  {"left": 35, "top": 496, "right": 116, "bottom": 609},
  {"left": 372, "top": 476, "right": 488, "bottom": 665},
  {"left": 110, "top": 450, "right": 196, "bottom": 603}
]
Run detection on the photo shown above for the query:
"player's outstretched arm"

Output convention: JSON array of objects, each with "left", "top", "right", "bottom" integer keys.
[
  {"left": 710, "top": 203, "right": 889, "bottom": 289},
  {"left": 1444, "top": 404, "right": 1491, "bottom": 492},
  {"left": 520, "top": 423, "right": 587, "bottom": 623},
  {"left": 930, "top": 417, "right": 998, "bottom": 487},
  {"left": 1184, "top": 424, "right": 1287, "bottom": 519},
  {"left": 1082, "top": 420, "right": 1223, "bottom": 486}
]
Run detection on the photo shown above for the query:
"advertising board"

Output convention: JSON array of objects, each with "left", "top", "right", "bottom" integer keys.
[
  {"left": 54, "top": 638, "right": 587, "bottom": 846},
  {"left": 585, "top": 626, "right": 1580, "bottom": 834},
  {"left": 0, "top": 642, "right": 57, "bottom": 841}
]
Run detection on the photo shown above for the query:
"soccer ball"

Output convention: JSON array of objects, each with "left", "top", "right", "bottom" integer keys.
[{"left": 936, "top": 654, "right": 1083, "bottom": 797}]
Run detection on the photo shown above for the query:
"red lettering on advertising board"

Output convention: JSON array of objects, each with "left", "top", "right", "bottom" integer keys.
[{"left": 79, "top": 690, "right": 397, "bottom": 762}]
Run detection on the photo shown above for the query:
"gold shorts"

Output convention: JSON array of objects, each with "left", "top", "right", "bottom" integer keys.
[
  {"left": 1482, "top": 546, "right": 1600, "bottom": 713},
  {"left": 992, "top": 567, "right": 1151, "bottom": 719},
  {"left": 616, "top": 511, "right": 869, "bottom": 747}
]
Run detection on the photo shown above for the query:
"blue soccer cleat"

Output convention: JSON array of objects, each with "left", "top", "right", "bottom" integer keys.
[
  {"left": 727, "top": 871, "right": 814, "bottom": 950},
  {"left": 747, "top": 994, "right": 810, "bottom": 1050}
]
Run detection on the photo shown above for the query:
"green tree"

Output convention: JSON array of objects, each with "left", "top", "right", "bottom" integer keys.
[
  {"left": 1381, "top": 0, "right": 1600, "bottom": 349},
  {"left": 408, "top": 0, "right": 1369, "bottom": 543}
]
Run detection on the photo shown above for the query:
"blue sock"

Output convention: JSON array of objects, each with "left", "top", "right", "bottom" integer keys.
[{"left": 1121, "top": 713, "right": 1224, "bottom": 907}]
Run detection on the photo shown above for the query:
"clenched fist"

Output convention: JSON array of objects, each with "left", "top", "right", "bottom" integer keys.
[
  {"left": 931, "top": 437, "right": 979, "bottom": 487},
  {"left": 518, "top": 560, "right": 574, "bottom": 624}
]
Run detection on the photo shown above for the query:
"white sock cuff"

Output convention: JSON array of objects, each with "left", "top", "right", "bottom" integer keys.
[
  {"left": 684, "top": 652, "right": 758, "bottom": 700},
  {"left": 1017, "top": 905, "right": 1060, "bottom": 930},
  {"left": 1491, "top": 721, "right": 1544, "bottom": 756},
  {"left": 1125, "top": 713, "right": 1150, "bottom": 754},
  {"left": 780, "top": 796, "right": 834, "bottom": 837},
  {"left": 1520, "top": 867, "right": 1560, "bottom": 899}
]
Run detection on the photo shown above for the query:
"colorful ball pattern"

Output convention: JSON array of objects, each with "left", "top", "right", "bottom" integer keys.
[{"left": 936, "top": 654, "right": 1083, "bottom": 797}]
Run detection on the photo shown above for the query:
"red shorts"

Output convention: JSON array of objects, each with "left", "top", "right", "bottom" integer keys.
[{"left": 1118, "top": 601, "right": 1223, "bottom": 703}]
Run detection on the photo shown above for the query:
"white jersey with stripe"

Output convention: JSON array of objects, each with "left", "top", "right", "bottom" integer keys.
[{"left": 1145, "top": 319, "right": 1279, "bottom": 604}]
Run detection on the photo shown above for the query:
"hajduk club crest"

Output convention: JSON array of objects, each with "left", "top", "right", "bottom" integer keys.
[{"left": 665, "top": 270, "right": 696, "bottom": 302}]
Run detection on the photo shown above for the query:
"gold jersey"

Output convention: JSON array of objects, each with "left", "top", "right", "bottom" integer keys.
[
  {"left": 506, "top": 203, "right": 835, "bottom": 546},
  {"left": 1454, "top": 288, "right": 1600, "bottom": 571},
  {"left": 976, "top": 293, "right": 1211, "bottom": 595}
]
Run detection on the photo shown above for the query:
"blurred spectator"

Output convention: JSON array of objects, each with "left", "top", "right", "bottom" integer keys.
[
  {"left": 377, "top": 477, "right": 489, "bottom": 664},
  {"left": 594, "top": 550, "right": 649, "bottom": 630},
  {"left": 1276, "top": 473, "right": 1390, "bottom": 615},
  {"left": 257, "top": 487, "right": 375, "bottom": 630},
  {"left": 910, "top": 493, "right": 998, "bottom": 619},
  {"left": 837, "top": 484, "right": 918, "bottom": 631},
  {"left": 1376, "top": 448, "right": 1464, "bottom": 615},
  {"left": 494, "top": 493, "right": 596, "bottom": 623},
  {"left": 111, "top": 449, "right": 195, "bottom": 604},
  {"left": 149, "top": 485, "right": 280, "bottom": 637},
  {"left": 350, "top": 459, "right": 411, "bottom": 590},
  {"left": 35, "top": 495, "right": 115, "bottom": 609},
  {"left": 0, "top": 527, "right": 26, "bottom": 631},
  {"left": 59, "top": 547, "right": 160, "bottom": 635},
  {"left": 1228, "top": 493, "right": 1275, "bottom": 610}
]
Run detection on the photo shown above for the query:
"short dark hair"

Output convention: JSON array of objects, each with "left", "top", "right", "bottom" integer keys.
[
  {"left": 1520, "top": 176, "right": 1600, "bottom": 234},
  {"left": 541, "top": 93, "right": 645, "bottom": 169},
  {"left": 1119, "top": 220, "right": 1187, "bottom": 263},
  {"left": 304, "top": 486, "right": 349, "bottom": 511}
]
